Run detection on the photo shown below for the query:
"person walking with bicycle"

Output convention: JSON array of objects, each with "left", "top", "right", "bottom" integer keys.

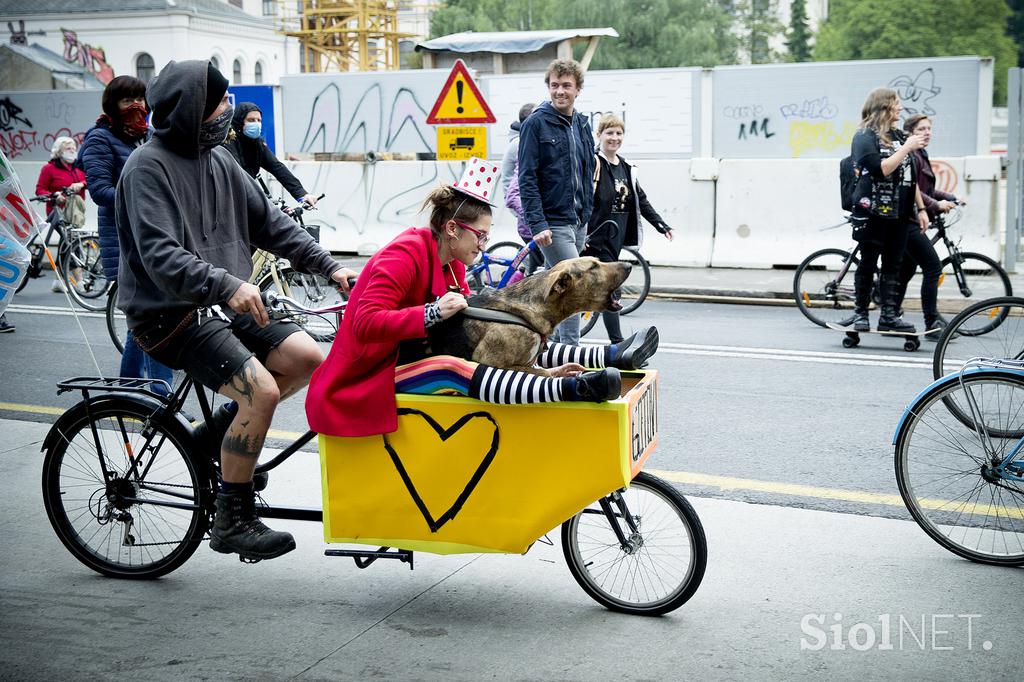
[
  {"left": 115, "top": 60, "right": 357, "bottom": 562},
  {"left": 35, "top": 137, "right": 87, "bottom": 293},
  {"left": 892, "top": 114, "right": 967, "bottom": 335},
  {"left": 849, "top": 87, "right": 930, "bottom": 333},
  {"left": 223, "top": 102, "right": 319, "bottom": 207},
  {"left": 79, "top": 75, "right": 175, "bottom": 394},
  {"left": 584, "top": 114, "right": 672, "bottom": 344}
]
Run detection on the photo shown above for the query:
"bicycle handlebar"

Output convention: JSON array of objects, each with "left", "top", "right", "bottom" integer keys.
[
  {"left": 262, "top": 280, "right": 354, "bottom": 318},
  {"left": 29, "top": 187, "right": 77, "bottom": 203}
]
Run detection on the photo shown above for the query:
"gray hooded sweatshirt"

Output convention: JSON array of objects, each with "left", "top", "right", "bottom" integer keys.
[{"left": 115, "top": 59, "right": 341, "bottom": 327}]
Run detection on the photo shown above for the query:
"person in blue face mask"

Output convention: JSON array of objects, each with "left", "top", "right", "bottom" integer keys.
[{"left": 222, "top": 102, "right": 318, "bottom": 206}]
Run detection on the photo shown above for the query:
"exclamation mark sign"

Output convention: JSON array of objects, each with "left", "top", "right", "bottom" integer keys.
[{"left": 456, "top": 80, "right": 464, "bottom": 114}]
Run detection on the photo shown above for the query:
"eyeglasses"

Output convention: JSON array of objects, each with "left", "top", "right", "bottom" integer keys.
[{"left": 454, "top": 220, "right": 489, "bottom": 247}]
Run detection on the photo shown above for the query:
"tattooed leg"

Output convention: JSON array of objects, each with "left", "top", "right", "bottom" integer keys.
[
  {"left": 216, "top": 357, "right": 280, "bottom": 483},
  {"left": 265, "top": 331, "right": 324, "bottom": 401}
]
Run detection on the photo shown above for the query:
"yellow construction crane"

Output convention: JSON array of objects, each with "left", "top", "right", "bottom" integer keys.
[{"left": 277, "top": 1, "right": 416, "bottom": 72}]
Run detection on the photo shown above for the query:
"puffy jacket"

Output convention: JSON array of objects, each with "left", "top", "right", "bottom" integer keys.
[
  {"left": 517, "top": 101, "right": 595, "bottom": 233},
  {"left": 79, "top": 119, "right": 148, "bottom": 279}
]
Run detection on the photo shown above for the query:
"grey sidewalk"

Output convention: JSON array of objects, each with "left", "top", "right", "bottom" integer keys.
[{"left": 2, "top": 418, "right": 1019, "bottom": 681}]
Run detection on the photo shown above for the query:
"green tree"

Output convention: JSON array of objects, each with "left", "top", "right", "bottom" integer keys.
[
  {"left": 429, "top": 0, "right": 556, "bottom": 37},
  {"left": 785, "top": 0, "right": 812, "bottom": 62},
  {"left": 734, "top": 0, "right": 785, "bottom": 63},
  {"left": 1010, "top": 0, "right": 1024, "bottom": 66},
  {"left": 814, "top": 0, "right": 1019, "bottom": 104}
]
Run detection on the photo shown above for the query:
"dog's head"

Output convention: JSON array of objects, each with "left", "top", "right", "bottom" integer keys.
[{"left": 543, "top": 257, "right": 631, "bottom": 319}]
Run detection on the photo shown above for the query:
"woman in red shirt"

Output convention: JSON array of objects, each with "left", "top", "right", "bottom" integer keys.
[
  {"left": 35, "top": 136, "right": 88, "bottom": 292},
  {"left": 307, "top": 170, "right": 655, "bottom": 438}
]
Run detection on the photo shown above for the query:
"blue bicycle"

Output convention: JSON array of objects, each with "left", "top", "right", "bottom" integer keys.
[{"left": 894, "top": 358, "right": 1024, "bottom": 565}]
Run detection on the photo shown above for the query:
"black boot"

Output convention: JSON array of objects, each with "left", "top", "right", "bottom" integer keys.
[
  {"left": 570, "top": 368, "right": 621, "bottom": 402},
  {"left": 210, "top": 488, "right": 296, "bottom": 561},
  {"left": 606, "top": 327, "right": 659, "bottom": 370},
  {"left": 852, "top": 265, "right": 873, "bottom": 331},
  {"left": 923, "top": 314, "right": 947, "bottom": 340},
  {"left": 878, "top": 276, "right": 916, "bottom": 333}
]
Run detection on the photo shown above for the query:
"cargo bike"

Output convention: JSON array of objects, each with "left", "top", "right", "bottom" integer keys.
[{"left": 40, "top": 293, "right": 707, "bottom": 616}]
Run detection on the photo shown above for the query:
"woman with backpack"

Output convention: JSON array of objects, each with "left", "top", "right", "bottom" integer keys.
[
  {"left": 848, "top": 88, "right": 929, "bottom": 333},
  {"left": 891, "top": 114, "right": 966, "bottom": 335}
]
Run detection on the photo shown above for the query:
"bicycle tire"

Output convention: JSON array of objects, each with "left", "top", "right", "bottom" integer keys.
[
  {"left": 619, "top": 247, "right": 650, "bottom": 316},
  {"left": 106, "top": 282, "right": 126, "bottom": 354},
  {"left": 561, "top": 471, "right": 708, "bottom": 615},
  {"left": 468, "top": 240, "right": 524, "bottom": 295},
  {"left": 931, "top": 296, "right": 1024, "bottom": 380},
  {"left": 936, "top": 252, "right": 1012, "bottom": 320},
  {"left": 42, "top": 398, "right": 212, "bottom": 578},
  {"left": 894, "top": 370, "right": 1024, "bottom": 566},
  {"left": 60, "top": 233, "right": 109, "bottom": 311},
  {"left": 257, "top": 266, "right": 343, "bottom": 342},
  {"left": 579, "top": 310, "right": 600, "bottom": 338},
  {"left": 793, "top": 248, "right": 860, "bottom": 328}
]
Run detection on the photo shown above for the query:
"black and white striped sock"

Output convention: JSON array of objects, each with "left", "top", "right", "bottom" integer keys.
[
  {"left": 469, "top": 365, "right": 564, "bottom": 404},
  {"left": 537, "top": 341, "right": 606, "bottom": 369}
]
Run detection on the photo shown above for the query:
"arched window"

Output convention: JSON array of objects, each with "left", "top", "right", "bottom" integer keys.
[
  {"left": 233, "top": 59, "right": 242, "bottom": 84},
  {"left": 254, "top": 61, "right": 264, "bottom": 84},
  {"left": 135, "top": 53, "right": 155, "bottom": 83},
  {"left": 211, "top": 55, "right": 220, "bottom": 71}
]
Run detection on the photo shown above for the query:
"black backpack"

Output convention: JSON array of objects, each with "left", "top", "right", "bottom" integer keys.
[{"left": 839, "top": 155, "right": 859, "bottom": 212}]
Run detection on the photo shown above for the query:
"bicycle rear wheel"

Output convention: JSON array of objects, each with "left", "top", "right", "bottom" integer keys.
[
  {"left": 936, "top": 252, "right": 1012, "bottom": 321},
  {"left": 61, "top": 232, "right": 109, "bottom": 311},
  {"left": 257, "top": 266, "right": 343, "bottom": 342},
  {"left": 106, "top": 282, "right": 127, "bottom": 354},
  {"left": 561, "top": 471, "right": 707, "bottom": 615},
  {"left": 894, "top": 371, "right": 1024, "bottom": 566},
  {"left": 932, "top": 296, "right": 1024, "bottom": 380},
  {"left": 793, "top": 248, "right": 859, "bottom": 327},
  {"left": 42, "top": 399, "right": 212, "bottom": 578},
  {"left": 618, "top": 247, "right": 650, "bottom": 315}
]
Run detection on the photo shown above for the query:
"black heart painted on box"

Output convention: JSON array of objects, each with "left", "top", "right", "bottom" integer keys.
[{"left": 382, "top": 408, "right": 500, "bottom": 533}]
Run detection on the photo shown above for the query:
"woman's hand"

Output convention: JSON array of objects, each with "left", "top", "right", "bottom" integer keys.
[
  {"left": 68, "top": 182, "right": 85, "bottom": 193},
  {"left": 227, "top": 281, "right": 269, "bottom": 327},
  {"left": 548, "top": 362, "right": 585, "bottom": 378},
  {"left": 661, "top": 224, "right": 674, "bottom": 242},
  {"left": 437, "top": 291, "right": 467, "bottom": 319},
  {"left": 917, "top": 210, "right": 930, "bottom": 234},
  {"left": 903, "top": 133, "right": 927, "bottom": 152},
  {"left": 937, "top": 200, "right": 955, "bottom": 213},
  {"left": 56, "top": 193, "right": 67, "bottom": 206}
]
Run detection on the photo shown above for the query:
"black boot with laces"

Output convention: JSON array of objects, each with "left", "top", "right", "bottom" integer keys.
[{"left": 210, "top": 487, "right": 295, "bottom": 561}]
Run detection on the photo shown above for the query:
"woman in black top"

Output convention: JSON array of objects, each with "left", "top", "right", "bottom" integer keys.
[
  {"left": 849, "top": 88, "right": 929, "bottom": 333},
  {"left": 222, "top": 102, "right": 318, "bottom": 206},
  {"left": 584, "top": 114, "right": 673, "bottom": 343}
]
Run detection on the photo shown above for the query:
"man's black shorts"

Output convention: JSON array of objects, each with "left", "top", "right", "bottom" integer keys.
[{"left": 133, "top": 306, "right": 302, "bottom": 391}]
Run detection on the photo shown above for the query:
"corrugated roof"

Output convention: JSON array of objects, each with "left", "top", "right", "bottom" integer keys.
[
  {"left": 415, "top": 28, "right": 618, "bottom": 55},
  {"left": 2, "top": 0, "right": 272, "bottom": 25},
  {"left": 1, "top": 41, "right": 105, "bottom": 88}
]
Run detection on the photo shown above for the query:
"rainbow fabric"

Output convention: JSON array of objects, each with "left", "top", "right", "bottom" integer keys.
[{"left": 395, "top": 356, "right": 478, "bottom": 396}]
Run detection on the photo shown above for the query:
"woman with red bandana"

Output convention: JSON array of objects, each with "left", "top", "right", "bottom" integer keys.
[{"left": 79, "top": 75, "right": 173, "bottom": 394}]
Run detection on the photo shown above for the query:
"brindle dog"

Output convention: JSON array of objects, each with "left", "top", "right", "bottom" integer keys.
[{"left": 423, "top": 257, "right": 631, "bottom": 375}]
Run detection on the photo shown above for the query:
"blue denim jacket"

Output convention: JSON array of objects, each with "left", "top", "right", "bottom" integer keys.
[{"left": 516, "top": 101, "right": 595, "bottom": 234}]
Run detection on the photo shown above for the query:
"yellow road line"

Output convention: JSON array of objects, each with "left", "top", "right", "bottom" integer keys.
[{"left": 0, "top": 402, "right": 64, "bottom": 416}]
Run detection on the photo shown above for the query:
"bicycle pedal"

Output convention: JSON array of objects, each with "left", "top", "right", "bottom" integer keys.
[{"left": 239, "top": 555, "right": 263, "bottom": 564}]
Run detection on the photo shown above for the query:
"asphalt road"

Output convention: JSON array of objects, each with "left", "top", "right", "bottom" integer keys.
[{"left": 2, "top": 275, "right": 943, "bottom": 521}]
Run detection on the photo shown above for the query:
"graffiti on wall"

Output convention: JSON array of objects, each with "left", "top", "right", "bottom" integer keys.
[
  {"left": 0, "top": 92, "right": 95, "bottom": 161},
  {"left": 888, "top": 68, "right": 941, "bottom": 117},
  {"left": 61, "top": 28, "right": 115, "bottom": 85},
  {"left": 931, "top": 159, "right": 959, "bottom": 194}
]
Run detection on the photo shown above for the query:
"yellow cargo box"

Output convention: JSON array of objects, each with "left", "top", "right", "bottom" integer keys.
[{"left": 318, "top": 370, "right": 658, "bottom": 555}]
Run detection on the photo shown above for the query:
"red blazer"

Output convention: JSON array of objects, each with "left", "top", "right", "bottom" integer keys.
[
  {"left": 36, "top": 159, "right": 87, "bottom": 216},
  {"left": 306, "top": 227, "right": 470, "bottom": 437}
]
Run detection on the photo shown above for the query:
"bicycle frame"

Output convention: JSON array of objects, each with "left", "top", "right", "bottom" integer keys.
[{"left": 467, "top": 240, "right": 540, "bottom": 289}]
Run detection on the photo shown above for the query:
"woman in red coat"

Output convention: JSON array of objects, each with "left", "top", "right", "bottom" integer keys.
[
  {"left": 306, "top": 166, "right": 654, "bottom": 438},
  {"left": 35, "top": 136, "right": 88, "bottom": 292}
]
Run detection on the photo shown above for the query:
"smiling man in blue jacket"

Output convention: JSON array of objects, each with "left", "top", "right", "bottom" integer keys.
[{"left": 517, "top": 58, "right": 596, "bottom": 346}]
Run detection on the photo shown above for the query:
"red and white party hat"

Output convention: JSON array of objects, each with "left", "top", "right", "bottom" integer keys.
[{"left": 453, "top": 157, "right": 500, "bottom": 206}]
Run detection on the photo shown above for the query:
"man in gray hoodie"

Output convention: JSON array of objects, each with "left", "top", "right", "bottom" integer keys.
[{"left": 116, "top": 59, "right": 357, "bottom": 561}]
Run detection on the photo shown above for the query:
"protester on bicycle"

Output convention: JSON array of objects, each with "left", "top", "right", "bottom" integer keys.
[
  {"left": 35, "top": 137, "right": 87, "bottom": 293},
  {"left": 892, "top": 114, "right": 967, "bottom": 335},
  {"left": 306, "top": 164, "right": 658, "bottom": 438},
  {"left": 115, "top": 60, "right": 357, "bottom": 561},
  {"left": 79, "top": 75, "right": 175, "bottom": 394},
  {"left": 223, "top": 102, "right": 319, "bottom": 207},
  {"left": 849, "top": 88, "right": 930, "bottom": 333},
  {"left": 584, "top": 114, "right": 673, "bottom": 344}
]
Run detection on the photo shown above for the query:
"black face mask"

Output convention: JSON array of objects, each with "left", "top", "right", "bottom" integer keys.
[{"left": 198, "top": 106, "right": 233, "bottom": 149}]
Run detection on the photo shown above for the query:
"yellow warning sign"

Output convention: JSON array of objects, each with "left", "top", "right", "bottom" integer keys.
[
  {"left": 426, "top": 59, "right": 496, "bottom": 125},
  {"left": 436, "top": 126, "right": 487, "bottom": 161}
]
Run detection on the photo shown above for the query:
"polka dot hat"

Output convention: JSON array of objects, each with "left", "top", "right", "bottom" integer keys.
[{"left": 452, "top": 156, "right": 500, "bottom": 207}]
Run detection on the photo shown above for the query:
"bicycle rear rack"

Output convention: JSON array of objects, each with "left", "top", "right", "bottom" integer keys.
[
  {"left": 56, "top": 376, "right": 173, "bottom": 402},
  {"left": 325, "top": 547, "right": 414, "bottom": 570}
]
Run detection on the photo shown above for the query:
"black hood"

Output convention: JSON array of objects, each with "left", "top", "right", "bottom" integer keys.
[
  {"left": 232, "top": 102, "right": 262, "bottom": 134},
  {"left": 147, "top": 59, "right": 213, "bottom": 158}
]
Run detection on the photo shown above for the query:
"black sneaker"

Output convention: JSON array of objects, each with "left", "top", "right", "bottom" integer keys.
[
  {"left": 572, "top": 367, "right": 621, "bottom": 402},
  {"left": 0, "top": 314, "right": 13, "bottom": 333},
  {"left": 608, "top": 327, "right": 659, "bottom": 370},
  {"left": 209, "top": 491, "right": 295, "bottom": 561},
  {"left": 924, "top": 317, "right": 947, "bottom": 341}
]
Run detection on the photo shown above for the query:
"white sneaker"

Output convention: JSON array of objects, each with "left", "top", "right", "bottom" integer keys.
[{"left": 51, "top": 279, "right": 66, "bottom": 293}]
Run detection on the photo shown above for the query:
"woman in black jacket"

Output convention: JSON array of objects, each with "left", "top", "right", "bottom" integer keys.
[
  {"left": 584, "top": 114, "right": 672, "bottom": 343},
  {"left": 222, "top": 102, "right": 318, "bottom": 206}
]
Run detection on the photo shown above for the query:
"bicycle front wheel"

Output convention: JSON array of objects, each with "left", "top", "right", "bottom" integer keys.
[
  {"left": 618, "top": 247, "right": 650, "bottom": 315},
  {"left": 42, "top": 399, "right": 212, "bottom": 578},
  {"left": 937, "top": 252, "right": 1012, "bottom": 321},
  {"left": 468, "top": 240, "right": 524, "bottom": 295},
  {"left": 932, "top": 296, "right": 1024, "bottom": 380},
  {"left": 258, "top": 266, "right": 344, "bottom": 342},
  {"left": 561, "top": 471, "right": 707, "bottom": 615},
  {"left": 61, "top": 233, "right": 110, "bottom": 311},
  {"left": 895, "top": 371, "right": 1024, "bottom": 565},
  {"left": 106, "top": 282, "right": 127, "bottom": 354},
  {"left": 793, "top": 248, "right": 859, "bottom": 327}
]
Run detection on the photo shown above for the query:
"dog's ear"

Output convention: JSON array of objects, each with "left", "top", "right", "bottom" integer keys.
[{"left": 548, "top": 271, "right": 575, "bottom": 298}]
